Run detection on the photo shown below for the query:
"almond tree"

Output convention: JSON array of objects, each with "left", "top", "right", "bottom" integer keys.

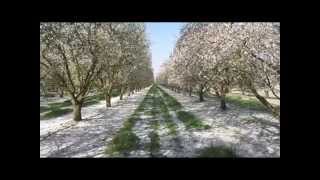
[
  {"left": 93, "top": 23, "right": 152, "bottom": 107},
  {"left": 93, "top": 23, "right": 126, "bottom": 107},
  {"left": 40, "top": 23, "right": 103, "bottom": 121},
  {"left": 159, "top": 22, "right": 280, "bottom": 118},
  {"left": 201, "top": 23, "right": 279, "bottom": 113},
  {"left": 117, "top": 23, "right": 152, "bottom": 98},
  {"left": 170, "top": 23, "right": 212, "bottom": 101},
  {"left": 232, "top": 23, "right": 280, "bottom": 118}
]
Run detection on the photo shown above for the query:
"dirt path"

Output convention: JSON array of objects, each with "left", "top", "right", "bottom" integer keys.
[
  {"left": 40, "top": 88, "right": 150, "bottom": 157},
  {"left": 159, "top": 86, "right": 280, "bottom": 157}
]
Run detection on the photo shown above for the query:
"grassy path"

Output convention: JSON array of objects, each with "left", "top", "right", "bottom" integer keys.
[{"left": 106, "top": 84, "right": 215, "bottom": 157}]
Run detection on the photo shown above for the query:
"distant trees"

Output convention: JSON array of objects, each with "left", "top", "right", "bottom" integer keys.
[
  {"left": 90, "top": 23, "right": 152, "bottom": 108},
  {"left": 41, "top": 23, "right": 153, "bottom": 121},
  {"left": 157, "top": 22, "right": 279, "bottom": 118}
]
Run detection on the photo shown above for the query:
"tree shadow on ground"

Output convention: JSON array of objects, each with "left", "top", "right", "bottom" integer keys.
[
  {"left": 41, "top": 91, "right": 147, "bottom": 157},
  {"left": 160, "top": 86, "right": 280, "bottom": 157}
]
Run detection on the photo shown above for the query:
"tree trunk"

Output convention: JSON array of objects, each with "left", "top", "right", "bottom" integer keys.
[
  {"left": 105, "top": 93, "right": 111, "bottom": 107},
  {"left": 199, "top": 84, "right": 205, "bottom": 102},
  {"left": 72, "top": 101, "right": 82, "bottom": 121},
  {"left": 215, "top": 91, "right": 220, "bottom": 97},
  {"left": 199, "top": 90, "right": 204, "bottom": 102},
  {"left": 120, "top": 88, "right": 123, "bottom": 100},
  {"left": 40, "top": 83, "right": 47, "bottom": 97},
  {"left": 220, "top": 95, "right": 227, "bottom": 110},
  {"left": 59, "top": 89, "right": 64, "bottom": 98},
  {"left": 250, "top": 86, "right": 279, "bottom": 119},
  {"left": 189, "top": 87, "right": 192, "bottom": 96},
  {"left": 264, "top": 90, "right": 269, "bottom": 98}
]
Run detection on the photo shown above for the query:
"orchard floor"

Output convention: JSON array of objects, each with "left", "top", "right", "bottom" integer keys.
[
  {"left": 107, "top": 85, "right": 215, "bottom": 157},
  {"left": 40, "top": 85, "right": 280, "bottom": 158},
  {"left": 40, "top": 88, "right": 150, "bottom": 157},
  {"left": 159, "top": 86, "right": 280, "bottom": 157}
]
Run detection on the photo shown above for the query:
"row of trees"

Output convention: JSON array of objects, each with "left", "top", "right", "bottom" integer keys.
[
  {"left": 156, "top": 23, "right": 280, "bottom": 119},
  {"left": 40, "top": 23, "right": 154, "bottom": 121}
]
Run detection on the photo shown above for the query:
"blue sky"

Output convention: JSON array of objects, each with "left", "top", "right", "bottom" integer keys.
[{"left": 146, "top": 23, "right": 185, "bottom": 77}]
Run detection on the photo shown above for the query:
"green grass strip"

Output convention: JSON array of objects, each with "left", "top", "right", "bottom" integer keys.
[
  {"left": 42, "top": 108, "right": 73, "bottom": 120},
  {"left": 176, "top": 111, "right": 210, "bottom": 130},
  {"left": 225, "top": 95, "right": 268, "bottom": 111},
  {"left": 106, "top": 86, "right": 158, "bottom": 155}
]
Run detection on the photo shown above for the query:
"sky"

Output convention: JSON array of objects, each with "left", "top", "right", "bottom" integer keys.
[{"left": 145, "top": 23, "right": 185, "bottom": 77}]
